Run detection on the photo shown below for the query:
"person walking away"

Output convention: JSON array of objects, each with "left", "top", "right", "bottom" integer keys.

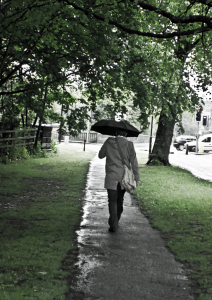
[{"left": 98, "top": 129, "right": 140, "bottom": 232}]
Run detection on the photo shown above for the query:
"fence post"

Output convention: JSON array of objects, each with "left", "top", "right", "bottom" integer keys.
[
  {"left": 34, "top": 119, "right": 42, "bottom": 150},
  {"left": 64, "top": 136, "right": 69, "bottom": 145},
  {"left": 185, "top": 143, "right": 188, "bottom": 155},
  {"left": 148, "top": 116, "right": 153, "bottom": 159}
]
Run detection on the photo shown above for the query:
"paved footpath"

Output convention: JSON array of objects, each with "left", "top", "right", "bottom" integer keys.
[{"left": 68, "top": 145, "right": 195, "bottom": 300}]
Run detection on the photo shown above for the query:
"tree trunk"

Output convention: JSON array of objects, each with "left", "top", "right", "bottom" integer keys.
[
  {"left": 32, "top": 114, "right": 38, "bottom": 127},
  {"left": 34, "top": 117, "right": 42, "bottom": 150},
  {"left": 146, "top": 37, "right": 199, "bottom": 166},
  {"left": 25, "top": 107, "right": 28, "bottom": 128},
  {"left": 21, "top": 114, "right": 25, "bottom": 127},
  {"left": 59, "top": 104, "right": 63, "bottom": 143},
  {"left": 33, "top": 84, "right": 47, "bottom": 150},
  {"left": 147, "top": 108, "right": 176, "bottom": 166}
]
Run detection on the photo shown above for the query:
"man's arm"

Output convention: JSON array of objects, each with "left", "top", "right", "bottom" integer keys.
[
  {"left": 98, "top": 141, "right": 107, "bottom": 159},
  {"left": 129, "top": 142, "right": 140, "bottom": 183}
]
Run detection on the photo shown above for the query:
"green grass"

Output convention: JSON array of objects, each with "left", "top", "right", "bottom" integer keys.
[
  {"left": 0, "top": 144, "right": 96, "bottom": 300},
  {"left": 135, "top": 152, "right": 212, "bottom": 300}
]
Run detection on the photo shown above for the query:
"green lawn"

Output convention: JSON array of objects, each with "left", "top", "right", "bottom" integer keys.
[
  {"left": 136, "top": 152, "right": 212, "bottom": 300},
  {"left": 0, "top": 144, "right": 96, "bottom": 300},
  {"left": 2, "top": 147, "right": 212, "bottom": 300}
]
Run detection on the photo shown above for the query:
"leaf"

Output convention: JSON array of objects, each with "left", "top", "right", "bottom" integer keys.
[{"left": 104, "top": 18, "right": 109, "bottom": 24}]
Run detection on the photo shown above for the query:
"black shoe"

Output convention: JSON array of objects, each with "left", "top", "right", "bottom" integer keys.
[{"left": 108, "top": 227, "right": 116, "bottom": 232}]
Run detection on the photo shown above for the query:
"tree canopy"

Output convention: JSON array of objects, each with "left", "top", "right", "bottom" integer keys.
[{"left": 1, "top": 0, "right": 212, "bottom": 164}]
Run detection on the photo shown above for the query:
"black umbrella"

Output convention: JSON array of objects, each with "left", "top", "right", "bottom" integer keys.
[{"left": 90, "top": 119, "right": 140, "bottom": 137}]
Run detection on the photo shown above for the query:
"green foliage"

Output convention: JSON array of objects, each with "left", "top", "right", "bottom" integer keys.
[
  {"left": 149, "top": 157, "right": 164, "bottom": 166},
  {"left": 174, "top": 111, "right": 199, "bottom": 136},
  {"left": 1, "top": 0, "right": 212, "bottom": 155},
  {"left": 0, "top": 146, "right": 30, "bottom": 164},
  {"left": 0, "top": 139, "right": 58, "bottom": 164},
  {"left": 51, "top": 139, "right": 58, "bottom": 154},
  {"left": 0, "top": 0, "right": 109, "bottom": 133},
  {"left": 0, "top": 154, "right": 10, "bottom": 164}
]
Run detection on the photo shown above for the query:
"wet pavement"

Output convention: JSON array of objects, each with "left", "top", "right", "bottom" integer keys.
[{"left": 68, "top": 144, "right": 195, "bottom": 300}]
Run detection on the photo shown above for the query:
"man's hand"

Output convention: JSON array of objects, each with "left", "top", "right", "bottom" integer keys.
[{"left": 136, "top": 181, "right": 140, "bottom": 187}]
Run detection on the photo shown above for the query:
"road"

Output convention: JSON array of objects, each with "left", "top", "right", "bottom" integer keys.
[
  {"left": 71, "top": 142, "right": 212, "bottom": 183},
  {"left": 132, "top": 143, "right": 212, "bottom": 183},
  {"left": 169, "top": 149, "right": 212, "bottom": 182}
]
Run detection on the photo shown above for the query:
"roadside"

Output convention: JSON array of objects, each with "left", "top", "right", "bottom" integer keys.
[
  {"left": 129, "top": 142, "right": 212, "bottom": 183},
  {"left": 169, "top": 150, "right": 212, "bottom": 182}
]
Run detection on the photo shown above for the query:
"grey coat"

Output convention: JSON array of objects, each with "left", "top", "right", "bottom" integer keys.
[{"left": 98, "top": 137, "right": 140, "bottom": 190}]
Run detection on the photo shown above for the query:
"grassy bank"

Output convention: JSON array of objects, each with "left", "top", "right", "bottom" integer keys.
[
  {"left": 135, "top": 152, "right": 212, "bottom": 300},
  {"left": 0, "top": 144, "right": 96, "bottom": 300}
]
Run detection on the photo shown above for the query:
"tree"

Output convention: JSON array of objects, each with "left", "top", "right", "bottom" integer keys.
[
  {"left": 64, "top": 0, "right": 212, "bottom": 165},
  {"left": 1, "top": 0, "right": 212, "bottom": 165},
  {"left": 0, "top": 0, "right": 115, "bottom": 132}
]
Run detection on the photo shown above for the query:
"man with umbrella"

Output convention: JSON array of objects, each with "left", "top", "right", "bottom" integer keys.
[{"left": 91, "top": 120, "right": 140, "bottom": 232}]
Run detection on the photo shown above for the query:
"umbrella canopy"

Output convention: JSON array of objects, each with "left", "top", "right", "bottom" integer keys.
[{"left": 90, "top": 119, "right": 140, "bottom": 137}]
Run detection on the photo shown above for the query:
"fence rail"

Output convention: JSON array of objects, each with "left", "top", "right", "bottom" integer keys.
[
  {"left": 0, "top": 129, "right": 38, "bottom": 149},
  {"left": 87, "top": 133, "right": 97, "bottom": 142},
  {"left": 69, "top": 132, "right": 97, "bottom": 143},
  {"left": 69, "top": 133, "right": 87, "bottom": 142},
  {"left": 51, "top": 132, "right": 98, "bottom": 143},
  {"left": 0, "top": 129, "right": 38, "bottom": 134}
]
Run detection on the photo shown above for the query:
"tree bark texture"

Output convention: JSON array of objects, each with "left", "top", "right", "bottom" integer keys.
[
  {"left": 21, "top": 114, "right": 25, "bottom": 127},
  {"left": 33, "top": 85, "right": 47, "bottom": 150},
  {"left": 32, "top": 114, "right": 38, "bottom": 128},
  {"left": 147, "top": 108, "right": 176, "bottom": 166},
  {"left": 34, "top": 117, "right": 42, "bottom": 151}
]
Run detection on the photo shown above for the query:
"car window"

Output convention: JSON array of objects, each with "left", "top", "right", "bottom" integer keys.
[
  {"left": 176, "top": 136, "right": 196, "bottom": 142},
  {"left": 202, "top": 137, "right": 211, "bottom": 143}
]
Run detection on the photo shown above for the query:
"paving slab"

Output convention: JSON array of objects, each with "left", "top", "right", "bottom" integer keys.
[{"left": 68, "top": 150, "right": 195, "bottom": 300}]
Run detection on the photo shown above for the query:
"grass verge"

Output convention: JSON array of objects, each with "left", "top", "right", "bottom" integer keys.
[
  {"left": 135, "top": 152, "right": 212, "bottom": 300},
  {"left": 0, "top": 144, "right": 96, "bottom": 300}
]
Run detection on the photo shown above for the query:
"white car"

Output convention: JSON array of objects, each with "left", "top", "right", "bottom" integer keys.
[
  {"left": 200, "top": 135, "right": 212, "bottom": 152},
  {"left": 173, "top": 135, "right": 196, "bottom": 151},
  {"left": 184, "top": 134, "right": 212, "bottom": 152}
]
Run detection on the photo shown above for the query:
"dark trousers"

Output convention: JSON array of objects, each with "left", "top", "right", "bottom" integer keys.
[{"left": 107, "top": 183, "right": 126, "bottom": 230}]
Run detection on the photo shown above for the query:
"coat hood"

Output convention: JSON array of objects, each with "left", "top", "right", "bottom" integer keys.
[{"left": 106, "top": 137, "right": 129, "bottom": 149}]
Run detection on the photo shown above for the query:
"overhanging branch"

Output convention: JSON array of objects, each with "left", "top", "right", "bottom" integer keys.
[
  {"left": 137, "top": 1, "right": 212, "bottom": 25},
  {"left": 0, "top": 88, "right": 31, "bottom": 96},
  {"left": 66, "top": 1, "right": 212, "bottom": 39}
]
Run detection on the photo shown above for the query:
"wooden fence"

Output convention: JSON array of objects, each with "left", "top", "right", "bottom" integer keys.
[{"left": 0, "top": 129, "right": 38, "bottom": 149}]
